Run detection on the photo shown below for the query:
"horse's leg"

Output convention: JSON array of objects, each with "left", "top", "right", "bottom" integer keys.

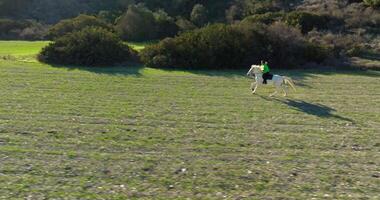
[
  {"left": 269, "top": 86, "right": 278, "bottom": 97},
  {"left": 251, "top": 81, "right": 256, "bottom": 91},
  {"left": 252, "top": 83, "right": 258, "bottom": 94},
  {"left": 282, "top": 84, "right": 288, "bottom": 97},
  {"left": 269, "top": 90, "right": 277, "bottom": 97},
  {"left": 269, "top": 82, "right": 281, "bottom": 97}
]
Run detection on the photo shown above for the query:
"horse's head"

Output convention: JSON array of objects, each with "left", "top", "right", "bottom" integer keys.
[{"left": 247, "top": 65, "right": 262, "bottom": 77}]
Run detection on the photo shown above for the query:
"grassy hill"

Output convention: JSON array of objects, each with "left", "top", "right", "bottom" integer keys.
[{"left": 0, "top": 41, "right": 379, "bottom": 199}]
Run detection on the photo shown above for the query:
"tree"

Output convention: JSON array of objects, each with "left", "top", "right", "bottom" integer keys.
[
  {"left": 190, "top": 4, "right": 208, "bottom": 27},
  {"left": 154, "top": 9, "right": 179, "bottom": 39},
  {"left": 115, "top": 4, "right": 156, "bottom": 41},
  {"left": 226, "top": 5, "right": 243, "bottom": 24},
  {"left": 116, "top": 4, "right": 179, "bottom": 41}
]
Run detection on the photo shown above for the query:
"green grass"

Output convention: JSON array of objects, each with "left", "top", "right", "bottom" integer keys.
[
  {"left": 0, "top": 41, "right": 379, "bottom": 199},
  {"left": 126, "top": 41, "right": 156, "bottom": 52},
  {"left": 0, "top": 40, "right": 150, "bottom": 57},
  {"left": 0, "top": 41, "right": 50, "bottom": 56}
]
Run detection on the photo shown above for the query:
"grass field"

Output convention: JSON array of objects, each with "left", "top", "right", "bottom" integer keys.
[{"left": 0, "top": 41, "right": 379, "bottom": 199}]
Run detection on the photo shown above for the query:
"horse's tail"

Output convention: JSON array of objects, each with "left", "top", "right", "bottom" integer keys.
[{"left": 283, "top": 76, "right": 296, "bottom": 92}]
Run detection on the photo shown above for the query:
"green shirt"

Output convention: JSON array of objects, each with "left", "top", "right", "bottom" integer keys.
[{"left": 262, "top": 64, "right": 270, "bottom": 73}]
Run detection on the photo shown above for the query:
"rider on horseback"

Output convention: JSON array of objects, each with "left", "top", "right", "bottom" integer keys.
[{"left": 261, "top": 61, "right": 272, "bottom": 84}]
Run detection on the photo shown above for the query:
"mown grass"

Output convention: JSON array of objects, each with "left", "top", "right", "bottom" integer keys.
[{"left": 0, "top": 41, "right": 379, "bottom": 199}]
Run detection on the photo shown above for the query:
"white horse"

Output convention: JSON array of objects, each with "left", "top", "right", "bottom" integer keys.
[{"left": 247, "top": 65, "right": 296, "bottom": 97}]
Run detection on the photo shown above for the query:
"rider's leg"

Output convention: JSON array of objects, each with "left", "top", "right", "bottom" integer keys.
[{"left": 263, "top": 73, "right": 268, "bottom": 84}]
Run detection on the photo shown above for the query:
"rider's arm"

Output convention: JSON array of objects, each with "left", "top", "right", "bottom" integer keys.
[{"left": 260, "top": 65, "right": 264, "bottom": 72}]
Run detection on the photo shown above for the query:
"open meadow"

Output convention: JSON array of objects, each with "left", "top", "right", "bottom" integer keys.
[{"left": 0, "top": 41, "right": 379, "bottom": 199}]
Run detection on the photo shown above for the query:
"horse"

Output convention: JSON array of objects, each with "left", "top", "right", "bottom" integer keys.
[{"left": 247, "top": 65, "right": 296, "bottom": 97}]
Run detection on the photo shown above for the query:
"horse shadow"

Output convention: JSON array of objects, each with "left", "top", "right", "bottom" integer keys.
[{"left": 258, "top": 96, "right": 354, "bottom": 123}]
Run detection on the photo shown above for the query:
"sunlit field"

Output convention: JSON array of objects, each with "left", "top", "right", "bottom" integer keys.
[{"left": 0, "top": 41, "right": 379, "bottom": 199}]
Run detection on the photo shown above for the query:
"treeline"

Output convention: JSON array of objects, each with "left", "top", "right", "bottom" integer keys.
[
  {"left": 1, "top": 0, "right": 378, "bottom": 24},
  {"left": 1, "top": 0, "right": 378, "bottom": 41},
  {"left": 1, "top": 0, "right": 379, "bottom": 69}
]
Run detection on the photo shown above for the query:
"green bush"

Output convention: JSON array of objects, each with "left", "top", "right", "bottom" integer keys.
[
  {"left": 285, "top": 11, "right": 330, "bottom": 34},
  {"left": 141, "top": 24, "right": 249, "bottom": 69},
  {"left": 141, "top": 22, "right": 328, "bottom": 69},
  {"left": 47, "top": 14, "right": 112, "bottom": 39},
  {"left": 39, "top": 27, "right": 137, "bottom": 66}
]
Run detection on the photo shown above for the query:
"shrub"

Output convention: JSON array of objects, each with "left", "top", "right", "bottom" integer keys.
[
  {"left": 39, "top": 27, "right": 137, "bottom": 66},
  {"left": 47, "top": 14, "right": 112, "bottom": 39},
  {"left": 19, "top": 21, "right": 48, "bottom": 40},
  {"left": 285, "top": 11, "right": 330, "bottom": 34},
  {"left": 141, "top": 22, "right": 328, "bottom": 69},
  {"left": 364, "top": 0, "right": 380, "bottom": 7},
  {"left": 262, "top": 22, "right": 328, "bottom": 67},
  {"left": 242, "top": 0, "right": 280, "bottom": 16},
  {"left": 307, "top": 30, "right": 366, "bottom": 57},
  {"left": 141, "top": 24, "right": 249, "bottom": 69},
  {"left": 175, "top": 17, "right": 197, "bottom": 33},
  {"left": 241, "top": 12, "right": 285, "bottom": 25},
  {"left": 0, "top": 18, "right": 47, "bottom": 40},
  {"left": 0, "top": 19, "right": 28, "bottom": 39}
]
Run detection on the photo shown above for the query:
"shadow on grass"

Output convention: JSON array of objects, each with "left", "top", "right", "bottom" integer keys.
[
  {"left": 153, "top": 68, "right": 247, "bottom": 78},
  {"left": 155, "top": 67, "right": 380, "bottom": 81},
  {"left": 258, "top": 95, "right": 354, "bottom": 123},
  {"left": 44, "top": 60, "right": 380, "bottom": 83}
]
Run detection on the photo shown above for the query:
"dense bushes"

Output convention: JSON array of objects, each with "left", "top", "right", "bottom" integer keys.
[
  {"left": 285, "top": 11, "right": 330, "bottom": 34},
  {"left": 0, "top": 19, "right": 47, "bottom": 40},
  {"left": 364, "top": 0, "right": 380, "bottom": 7},
  {"left": 141, "top": 22, "right": 329, "bottom": 69},
  {"left": 263, "top": 22, "right": 329, "bottom": 66},
  {"left": 307, "top": 31, "right": 365, "bottom": 57},
  {"left": 47, "top": 14, "right": 112, "bottom": 39},
  {"left": 140, "top": 24, "right": 248, "bottom": 69},
  {"left": 241, "top": 12, "right": 285, "bottom": 25},
  {"left": 39, "top": 27, "right": 137, "bottom": 66}
]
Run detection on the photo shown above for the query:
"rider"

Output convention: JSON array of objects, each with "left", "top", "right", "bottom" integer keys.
[{"left": 260, "top": 61, "right": 271, "bottom": 84}]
